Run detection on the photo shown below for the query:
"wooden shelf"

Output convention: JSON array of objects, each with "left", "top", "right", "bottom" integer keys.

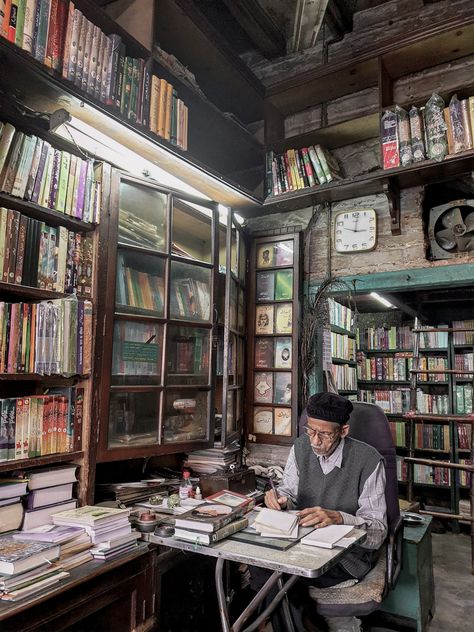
[
  {"left": 0, "top": 192, "right": 96, "bottom": 232},
  {"left": 0, "top": 373, "right": 88, "bottom": 381},
  {"left": 0, "top": 282, "right": 77, "bottom": 300},
  {"left": 265, "top": 14, "right": 474, "bottom": 115},
  {"left": 330, "top": 324, "right": 355, "bottom": 337},
  {"left": 358, "top": 380, "right": 410, "bottom": 385},
  {"left": 0, "top": 451, "right": 84, "bottom": 472},
  {"left": 252, "top": 149, "right": 474, "bottom": 217},
  {"left": 332, "top": 357, "right": 356, "bottom": 366},
  {"left": 0, "top": 36, "right": 263, "bottom": 208},
  {"left": 358, "top": 348, "right": 413, "bottom": 354}
]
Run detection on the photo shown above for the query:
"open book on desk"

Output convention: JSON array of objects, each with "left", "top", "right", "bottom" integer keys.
[
  {"left": 228, "top": 509, "right": 314, "bottom": 550},
  {"left": 252, "top": 508, "right": 299, "bottom": 538},
  {"left": 300, "top": 525, "right": 355, "bottom": 549}
]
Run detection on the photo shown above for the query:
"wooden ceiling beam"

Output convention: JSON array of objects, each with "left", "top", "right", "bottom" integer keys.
[{"left": 221, "top": 0, "right": 286, "bottom": 59}]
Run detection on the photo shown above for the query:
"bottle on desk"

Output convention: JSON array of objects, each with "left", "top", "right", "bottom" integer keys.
[{"left": 179, "top": 471, "right": 193, "bottom": 500}]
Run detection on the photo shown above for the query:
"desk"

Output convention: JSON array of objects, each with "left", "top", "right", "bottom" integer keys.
[{"left": 146, "top": 528, "right": 366, "bottom": 632}]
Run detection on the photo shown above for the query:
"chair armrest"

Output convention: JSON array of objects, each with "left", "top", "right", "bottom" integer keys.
[{"left": 386, "top": 515, "right": 403, "bottom": 590}]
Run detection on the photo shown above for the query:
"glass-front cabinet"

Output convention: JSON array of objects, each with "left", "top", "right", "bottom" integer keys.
[{"left": 97, "top": 173, "right": 245, "bottom": 460}]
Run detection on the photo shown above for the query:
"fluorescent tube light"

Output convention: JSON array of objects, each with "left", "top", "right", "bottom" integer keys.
[{"left": 370, "top": 292, "right": 395, "bottom": 308}]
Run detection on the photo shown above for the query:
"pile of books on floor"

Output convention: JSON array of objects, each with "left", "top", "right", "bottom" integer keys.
[
  {"left": 172, "top": 489, "right": 253, "bottom": 546},
  {"left": 184, "top": 442, "right": 241, "bottom": 475},
  {"left": 52, "top": 505, "right": 139, "bottom": 560}
]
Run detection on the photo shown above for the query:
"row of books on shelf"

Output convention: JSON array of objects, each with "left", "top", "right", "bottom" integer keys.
[
  {"left": 330, "top": 364, "right": 357, "bottom": 391},
  {"left": 256, "top": 240, "right": 294, "bottom": 269},
  {"left": 395, "top": 456, "right": 451, "bottom": 485},
  {"left": 458, "top": 423, "right": 472, "bottom": 450},
  {"left": 381, "top": 93, "right": 474, "bottom": 170},
  {"left": 265, "top": 144, "right": 342, "bottom": 197},
  {"left": 452, "top": 320, "right": 474, "bottom": 345},
  {"left": 415, "top": 392, "right": 450, "bottom": 415},
  {"left": 255, "top": 304, "right": 293, "bottom": 335},
  {"left": 356, "top": 325, "right": 413, "bottom": 351},
  {"left": 0, "top": 388, "right": 83, "bottom": 461},
  {"left": 357, "top": 353, "right": 413, "bottom": 382},
  {"left": 454, "top": 352, "right": 473, "bottom": 375},
  {"left": 1, "top": 208, "right": 93, "bottom": 295},
  {"left": 253, "top": 406, "right": 292, "bottom": 437},
  {"left": 454, "top": 384, "right": 473, "bottom": 414},
  {"left": 389, "top": 421, "right": 451, "bottom": 450},
  {"left": 112, "top": 321, "right": 161, "bottom": 378},
  {"left": 0, "top": 297, "right": 92, "bottom": 375},
  {"left": 330, "top": 332, "right": 356, "bottom": 362},
  {"left": 256, "top": 270, "right": 293, "bottom": 302},
  {"left": 116, "top": 255, "right": 164, "bottom": 313},
  {"left": 358, "top": 388, "right": 410, "bottom": 414},
  {"left": 169, "top": 277, "right": 211, "bottom": 322},
  {"left": 328, "top": 299, "right": 354, "bottom": 332},
  {"left": 0, "top": 1, "right": 189, "bottom": 150},
  {"left": 254, "top": 337, "right": 293, "bottom": 370},
  {"left": 170, "top": 334, "right": 210, "bottom": 375},
  {"left": 118, "top": 208, "right": 166, "bottom": 252},
  {"left": 0, "top": 122, "right": 102, "bottom": 224},
  {"left": 254, "top": 372, "right": 292, "bottom": 406},
  {"left": 459, "top": 460, "right": 472, "bottom": 487}
]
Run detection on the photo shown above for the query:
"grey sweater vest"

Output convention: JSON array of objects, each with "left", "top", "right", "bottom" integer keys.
[{"left": 294, "top": 435, "right": 383, "bottom": 578}]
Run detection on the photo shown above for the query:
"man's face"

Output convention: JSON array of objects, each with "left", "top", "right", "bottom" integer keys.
[{"left": 303, "top": 416, "right": 349, "bottom": 457}]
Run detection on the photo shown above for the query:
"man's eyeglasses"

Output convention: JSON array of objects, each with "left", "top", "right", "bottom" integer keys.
[{"left": 303, "top": 426, "right": 339, "bottom": 441}]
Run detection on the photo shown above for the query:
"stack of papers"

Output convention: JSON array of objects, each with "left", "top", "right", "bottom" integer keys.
[{"left": 252, "top": 508, "right": 299, "bottom": 539}]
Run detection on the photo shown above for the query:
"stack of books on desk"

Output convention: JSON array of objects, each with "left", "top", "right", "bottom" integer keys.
[
  {"left": 173, "top": 504, "right": 248, "bottom": 545},
  {"left": 184, "top": 443, "right": 240, "bottom": 474},
  {"left": 0, "top": 533, "right": 68, "bottom": 601},
  {"left": 0, "top": 479, "right": 28, "bottom": 534},
  {"left": 52, "top": 506, "right": 139, "bottom": 559}
]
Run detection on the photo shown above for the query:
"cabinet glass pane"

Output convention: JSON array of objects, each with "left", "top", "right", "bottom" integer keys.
[
  {"left": 112, "top": 321, "right": 163, "bottom": 386},
  {"left": 228, "top": 333, "right": 237, "bottom": 386},
  {"left": 108, "top": 391, "right": 159, "bottom": 448},
  {"left": 236, "top": 337, "right": 244, "bottom": 385},
  {"left": 119, "top": 181, "right": 167, "bottom": 252},
  {"left": 218, "top": 225, "right": 226, "bottom": 273},
  {"left": 163, "top": 390, "right": 209, "bottom": 443},
  {"left": 166, "top": 326, "right": 210, "bottom": 385},
  {"left": 170, "top": 261, "right": 211, "bottom": 322},
  {"left": 172, "top": 199, "right": 212, "bottom": 263},
  {"left": 116, "top": 250, "right": 165, "bottom": 317},
  {"left": 256, "top": 240, "right": 294, "bottom": 268},
  {"left": 237, "top": 288, "right": 245, "bottom": 333},
  {"left": 226, "top": 389, "right": 235, "bottom": 434},
  {"left": 231, "top": 227, "right": 238, "bottom": 276}
]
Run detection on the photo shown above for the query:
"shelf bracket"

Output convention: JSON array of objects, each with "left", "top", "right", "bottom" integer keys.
[{"left": 383, "top": 178, "right": 401, "bottom": 235}]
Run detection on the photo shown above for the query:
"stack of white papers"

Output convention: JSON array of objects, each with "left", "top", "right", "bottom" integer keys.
[
  {"left": 252, "top": 508, "right": 299, "bottom": 539},
  {"left": 300, "top": 525, "right": 354, "bottom": 549}
]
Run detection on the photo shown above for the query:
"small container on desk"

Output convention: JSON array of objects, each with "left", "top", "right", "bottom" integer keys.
[{"left": 199, "top": 468, "right": 256, "bottom": 497}]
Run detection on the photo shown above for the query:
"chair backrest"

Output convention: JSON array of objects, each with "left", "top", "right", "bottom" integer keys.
[{"left": 299, "top": 401, "right": 400, "bottom": 534}]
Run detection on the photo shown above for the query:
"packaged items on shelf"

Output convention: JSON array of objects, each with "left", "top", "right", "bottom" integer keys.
[
  {"left": 395, "top": 106, "right": 413, "bottom": 167},
  {"left": 380, "top": 109, "right": 400, "bottom": 169}
]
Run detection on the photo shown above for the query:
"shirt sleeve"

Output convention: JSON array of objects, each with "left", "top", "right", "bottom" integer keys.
[
  {"left": 276, "top": 446, "right": 299, "bottom": 509},
  {"left": 338, "top": 460, "right": 388, "bottom": 549}
]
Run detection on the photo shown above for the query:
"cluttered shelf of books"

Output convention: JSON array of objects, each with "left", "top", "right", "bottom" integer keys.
[
  {"left": 263, "top": 89, "right": 474, "bottom": 215},
  {"left": 0, "top": 103, "right": 106, "bottom": 497},
  {"left": 96, "top": 173, "right": 247, "bottom": 460},
  {"left": 0, "top": 0, "right": 263, "bottom": 193},
  {"left": 247, "top": 233, "right": 300, "bottom": 445},
  {"left": 327, "top": 293, "right": 473, "bottom": 518}
]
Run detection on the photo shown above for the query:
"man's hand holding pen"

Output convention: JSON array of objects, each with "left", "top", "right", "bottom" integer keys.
[{"left": 264, "top": 490, "right": 288, "bottom": 510}]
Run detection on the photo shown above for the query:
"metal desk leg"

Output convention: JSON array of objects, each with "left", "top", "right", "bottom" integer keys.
[
  {"left": 277, "top": 576, "right": 296, "bottom": 632},
  {"left": 214, "top": 557, "right": 299, "bottom": 632}
]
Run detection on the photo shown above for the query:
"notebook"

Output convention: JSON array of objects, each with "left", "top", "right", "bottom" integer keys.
[
  {"left": 300, "top": 524, "right": 354, "bottom": 549},
  {"left": 252, "top": 508, "right": 299, "bottom": 539}
]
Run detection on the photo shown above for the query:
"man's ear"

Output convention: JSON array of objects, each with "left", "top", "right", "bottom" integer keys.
[{"left": 340, "top": 424, "right": 350, "bottom": 438}]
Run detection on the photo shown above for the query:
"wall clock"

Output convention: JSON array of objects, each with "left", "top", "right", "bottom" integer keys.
[{"left": 333, "top": 208, "right": 377, "bottom": 253}]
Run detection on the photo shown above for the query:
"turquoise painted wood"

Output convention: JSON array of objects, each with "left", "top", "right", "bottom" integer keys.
[
  {"left": 380, "top": 515, "right": 435, "bottom": 632},
  {"left": 309, "top": 263, "right": 474, "bottom": 295}
]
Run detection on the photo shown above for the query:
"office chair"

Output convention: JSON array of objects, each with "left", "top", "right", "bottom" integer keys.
[{"left": 299, "top": 401, "right": 403, "bottom": 621}]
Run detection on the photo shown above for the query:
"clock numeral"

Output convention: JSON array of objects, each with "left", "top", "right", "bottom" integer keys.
[
  {"left": 361, "top": 242, "right": 367, "bottom": 248},
  {"left": 369, "top": 226, "right": 375, "bottom": 232},
  {"left": 345, "top": 244, "right": 349, "bottom": 249},
  {"left": 352, "top": 244, "right": 358, "bottom": 249},
  {"left": 336, "top": 229, "right": 342, "bottom": 235},
  {"left": 336, "top": 238, "right": 342, "bottom": 243},
  {"left": 369, "top": 236, "right": 375, "bottom": 241},
  {"left": 344, "top": 214, "right": 349, "bottom": 219},
  {"left": 352, "top": 212, "right": 359, "bottom": 217},
  {"left": 369, "top": 217, "right": 375, "bottom": 223}
]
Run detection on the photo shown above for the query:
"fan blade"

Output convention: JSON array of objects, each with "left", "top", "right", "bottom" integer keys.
[
  {"left": 441, "top": 207, "right": 463, "bottom": 228},
  {"left": 463, "top": 212, "right": 474, "bottom": 233},
  {"left": 436, "top": 228, "right": 457, "bottom": 250},
  {"left": 456, "top": 232, "right": 474, "bottom": 252}
]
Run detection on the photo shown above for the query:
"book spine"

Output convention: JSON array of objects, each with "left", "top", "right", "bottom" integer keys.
[
  {"left": 44, "top": 0, "right": 58, "bottom": 68},
  {"left": 87, "top": 23, "right": 100, "bottom": 96},
  {"left": 73, "top": 12, "right": 86, "bottom": 88},
  {"left": 73, "top": 386, "right": 83, "bottom": 451},
  {"left": 34, "top": 0, "right": 52, "bottom": 64},
  {"left": 7, "top": 0, "right": 18, "bottom": 43},
  {"left": 65, "top": 7, "right": 80, "bottom": 82},
  {"left": 21, "top": 0, "right": 36, "bottom": 52},
  {"left": 13, "top": 214, "right": 28, "bottom": 284},
  {"left": 149, "top": 75, "right": 160, "bottom": 135},
  {"left": 51, "top": 0, "right": 68, "bottom": 71},
  {"left": 92, "top": 29, "right": 104, "bottom": 100},
  {"left": 48, "top": 148, "right": 61, "bottom": 208},
  {"left": 106, "top": 34, "right": 121, "bottom": 107},
  {"left": 100, "top": 33, "right": 111, "bottom": 103},
  {"left": 14, "top": 0, "right": 26, "bottom": 47},
  {"left": 115, "top": 48, "right": 125, "bottom": 109},
  {"left": 80, "top": 17, "right": 93, "bottom": 93}
]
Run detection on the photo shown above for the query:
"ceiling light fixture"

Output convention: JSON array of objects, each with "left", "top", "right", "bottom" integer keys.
[{"left": 370, "top": 292, "right": 395, "bottom": 309}]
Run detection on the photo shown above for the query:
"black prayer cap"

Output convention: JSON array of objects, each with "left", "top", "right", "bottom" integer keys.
[{"left": 306, "top": 392, "right": 353, "bottom": 424}]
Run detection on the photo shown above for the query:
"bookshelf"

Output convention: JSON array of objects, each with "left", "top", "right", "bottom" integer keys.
[
  {"left": 328, "top": 299, "right": 357, "bottom": 396},
  {"left": 356, "top": 317, "right": 473, "bottom": 517},
  {"left": 0, "top": 115, "right": 104, "bottom": 504},
  {"left": 246, "top": 232, "right": 301, "bottom": 445},
  {"left": 242, "top": 13, "right": 474, "bottom": 219},
  {"left": 96, "top": 172, "right": 245, "bottom": 460},
  {"left": 0, "top": 0, "right": 263, "bottom": 196}
]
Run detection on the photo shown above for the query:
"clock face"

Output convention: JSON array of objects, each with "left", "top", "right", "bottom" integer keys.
[{"left": 333, "top": 209, "right": 377, "bottom": 253}]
